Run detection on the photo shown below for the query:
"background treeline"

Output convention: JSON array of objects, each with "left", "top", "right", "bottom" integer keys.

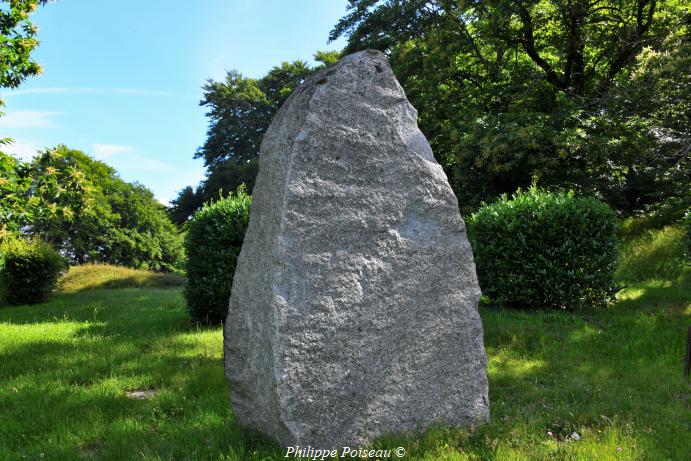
[
  {"left": 171, "top": 0, "right": 690, "bottom": 223},
  {"left": 1, "top": 147, "right": 184, "bottom": 272},
  {"left": 2, "top": 0, "right": 690, "bottom": 310}
]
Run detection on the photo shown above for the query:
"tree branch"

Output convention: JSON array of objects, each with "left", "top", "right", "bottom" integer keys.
[{"left": 514, "top": 0, "right": 566, "bottom": 90}]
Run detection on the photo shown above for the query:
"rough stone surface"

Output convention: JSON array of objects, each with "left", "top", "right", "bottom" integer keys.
[{"left": 224, "top": 50, "right": 489, "bottom": 448}]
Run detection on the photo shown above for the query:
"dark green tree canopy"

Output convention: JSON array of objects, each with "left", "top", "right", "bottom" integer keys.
[
  {"left": 332, "top": 0, "right": 675, "bottom": 96},
  {"left": 195, "top": 60, "right": 313, "bottom": 169},
  {"left": 329, "top": 0, "right": 690, "bottom": 215}
]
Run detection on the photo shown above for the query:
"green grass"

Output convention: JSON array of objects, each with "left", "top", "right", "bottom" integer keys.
[
  {"left": 0, "top": 228, "right": 689, "bottom": 460},
  {"left": 1, "top": 285, "right": 688, "bottom": 460},
  {"left": 616, "top": 224, "right": 689, "bottom": 284},
  {"left": 59, "top": 264, "right": 186, "bottom": 292}
]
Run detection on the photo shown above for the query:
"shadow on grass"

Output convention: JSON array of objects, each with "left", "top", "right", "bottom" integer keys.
[
  {"left": 368, "top": 279, "right": 688, "bottom": 459},
  {"left": 0, "top": 288, "right": 284, "bottom": 460},
  {"left": 0, "top": 282, "right": 689, "bottom": 460}
]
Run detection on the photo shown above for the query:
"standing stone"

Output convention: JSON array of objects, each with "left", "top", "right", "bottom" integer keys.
[{"left": 224, "top": 50, "right": 489, "bottom": 448}]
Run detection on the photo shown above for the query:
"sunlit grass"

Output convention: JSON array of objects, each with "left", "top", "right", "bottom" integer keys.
[
  {"left": 616, "top": 224, "right": 689, "bottom": 283},
  {"left": 59, "top": 264, "right": 185, "bottom": 293},
  {"left": 1, "top": 224, "right": 689, "bottom": 459},
  {"left": 0, "top": 281, "right": 688, "bottom": 460}
]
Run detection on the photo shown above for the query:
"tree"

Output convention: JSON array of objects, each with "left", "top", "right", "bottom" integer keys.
[
  {"left": 1, "top": 0, "right": 50, "bottom": 143},
  {"left": 0, "top": 0, "right": 48, "bottom": 91},
  {"left": 330, "top": 0, "right": 690, "bottom": 215},
  {"left": 0, "top": 152, "right": 32, "bottom": 239},
  {"left": 170, "top": 51, "right": 341, "bottom": 223},
  {"left": 26, "top": 146, "right": 184, "bottom": 271}
]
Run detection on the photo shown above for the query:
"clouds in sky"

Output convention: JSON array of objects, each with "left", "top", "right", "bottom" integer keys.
[
  {"left": 90, "top": 143, "right": 175, "bottom": 172},
  {"left": 1, "top": 138, "right": 42, "bottom": 160},
  {"left": 0, "top": 110, "right": 62, "bottom": 129},
  {"left": 1, "top": 87, "right": 172, "bottom": 98},
  {"left": 92, "top": 143, "right": 136, "bottom": 158}
]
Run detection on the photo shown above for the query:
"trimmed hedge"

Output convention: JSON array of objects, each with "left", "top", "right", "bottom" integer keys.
[
  {"left": 184, "top": 188, "right": 251, "bottom": 323},
  {"left": 467, "top": 187, "right": 619, "bottom": 309},
  {"left": 0, "top": 238, "right": 65, "bottom": 305}
]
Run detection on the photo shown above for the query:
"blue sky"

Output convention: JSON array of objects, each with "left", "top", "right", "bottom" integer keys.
[{"left": 0, "top": 0, "right": 349, "bottom": 204}]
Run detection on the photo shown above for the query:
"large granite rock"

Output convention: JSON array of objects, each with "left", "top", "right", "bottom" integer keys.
[{"left": 224, "top": 50, "right": 489, "bottom": 448}]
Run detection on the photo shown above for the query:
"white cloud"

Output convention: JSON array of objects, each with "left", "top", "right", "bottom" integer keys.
[
  {"left": 91, "top": 143, "right": 176, "bottom": 173},
  {"left": 0, "top": 110, "right": 62, "bottom": 129},
  {"left": 1, "top": 87, "right": 172, "bottom": 98},
  {"left": 122, "top": 155, "right": 176, "bottom": 172},
  {"left": 92, "top": 143, "right": 136, "bottom": 159},
  {"left": 1, "top": 139, "right": 42, "bottom": 161}
]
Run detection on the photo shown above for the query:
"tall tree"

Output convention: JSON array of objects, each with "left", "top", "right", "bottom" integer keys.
[{"left": 330, "top": 0, "right": 689, "bottom": 214}]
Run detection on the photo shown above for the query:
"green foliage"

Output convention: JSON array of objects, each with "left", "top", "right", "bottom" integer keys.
[
  {"left": 617, "top": 224, "right": 689, "bottom": 283},
  {"left": 330, "top": 1, "right": 690, "bottom": 215},
  {"left": 23, "top": 146, "right": 185, "bottom": 271},
  {"left": 184, "top": 187, "right": 251, "bottom": 323},
  {"left": 0, "top": 1, "right": 48, "bottom": 91},
  {"left": 0, "top": 0, "right": 49, "bottom": 146},
  {"left": 0, "top": 278, "right": 688, "bottom": 458},
  {"left": 0, "top": 237, "right": 65, "bottom": 305},
  {"left": 0, "top": 151, "right": 31, "bottom": 239},
  {"left": 171, "top": 50, "right": 342, "bottom": 223},
  {"left": 467, "top": 187, "right": 619, "bottom": 309}
]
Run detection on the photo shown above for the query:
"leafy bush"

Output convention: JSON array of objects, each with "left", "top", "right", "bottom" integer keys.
[
  {"left": 0, "top": 238, "right": 65, "bottom": 305},
  {"left": 616, "top": 225, "right": 688, "bottom": 283},
  {"left": 184, "top": 187, "right": 251, "bottom": 323},
  {"left": 467, "top": 187, "right": 619, "bottom": 309}
]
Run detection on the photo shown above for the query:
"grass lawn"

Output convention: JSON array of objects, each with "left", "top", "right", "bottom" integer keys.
[
  {"left": 1, "top": 226, "right": 689, "bottom": 460},
  {"left": 1, "top": 282, "right": 688, "bottom": 460}
]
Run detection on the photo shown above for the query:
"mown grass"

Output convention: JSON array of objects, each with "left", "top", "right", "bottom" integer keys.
[
  {"left": 0, "top": 229, "right": 689, "bottom": 460},
  {"left": 616, "top": 224, "right": 689, "bottom": 284},
  {"left": 59, "top": 264, "right": 186, "bottom": 292}
]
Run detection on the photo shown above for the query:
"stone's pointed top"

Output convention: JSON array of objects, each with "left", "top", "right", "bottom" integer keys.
[{"left": 225, "top": 50, "right": 489, "bottom": 447}]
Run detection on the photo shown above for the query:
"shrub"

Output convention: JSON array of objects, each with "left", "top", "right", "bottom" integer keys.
[
  {"left": 0, "top": 238, "right": 65, "bottom": 305},
  {"left": 184, "top": 187, "right": 251, "bottom": 323},
  {"left": 467, "top": 187, "right": 619, "bottom": 309}
]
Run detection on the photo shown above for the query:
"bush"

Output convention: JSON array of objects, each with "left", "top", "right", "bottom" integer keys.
[
  {"left": 0, "top": 238, "right": 65, "bottom": 305},
  {"left": 467, "top": 187, "right": 619, "bottom": 309},
  {"left": 184, "top": 187, "right": 251, "bottom": 323}
]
